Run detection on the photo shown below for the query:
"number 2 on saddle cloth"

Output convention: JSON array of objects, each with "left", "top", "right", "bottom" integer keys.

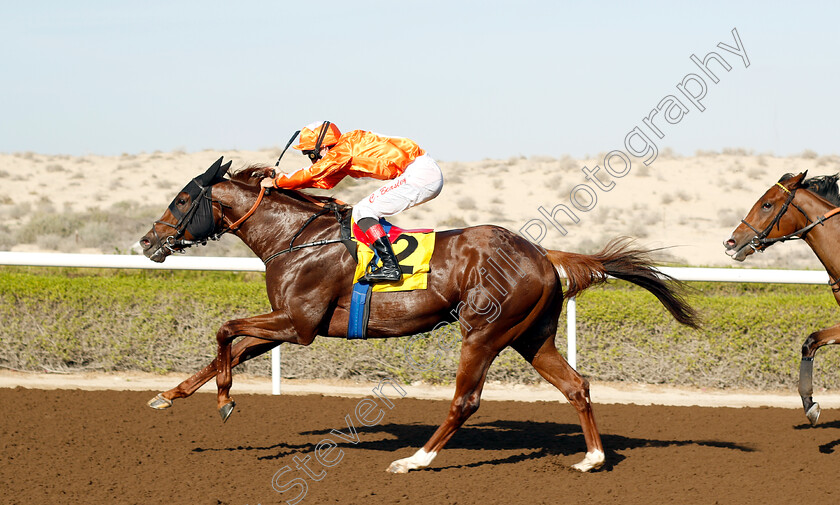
[{"left": 347, "top": 219, "right": 436, "bottom": 339}]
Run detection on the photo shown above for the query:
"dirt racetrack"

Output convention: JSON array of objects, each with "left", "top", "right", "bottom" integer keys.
[{"left": 3, "top": 386, "right": 840, "bottom": 505}]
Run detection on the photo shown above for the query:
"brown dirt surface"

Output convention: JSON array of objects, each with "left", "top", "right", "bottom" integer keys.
[{"left": 2, "top": 386, "right": 840, "bottom": 505}]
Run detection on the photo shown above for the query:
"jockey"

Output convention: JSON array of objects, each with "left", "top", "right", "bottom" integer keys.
[{"left": 260, "top": 121, "right": 444, "bottom": 283}]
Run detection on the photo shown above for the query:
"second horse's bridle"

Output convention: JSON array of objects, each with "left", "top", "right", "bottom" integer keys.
[{"left": 740, "top": 182, "right": 809, "bottom": 252}]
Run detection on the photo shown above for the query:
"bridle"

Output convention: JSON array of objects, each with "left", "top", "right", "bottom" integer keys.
[
  {"left": 740, "top": 182, "right": 809, "bottom": 253},
  {"left": 152, "top": 177, "right": 218, "bottom": 255},
  {"left": 742, "top": 182, "right": 840, "bottom": 252},
  {"left": 740, "top": 181, "right": 840, "bottom": 291},
  {"left": 153, "top": 176, "right": 349, "bottom": 264}
]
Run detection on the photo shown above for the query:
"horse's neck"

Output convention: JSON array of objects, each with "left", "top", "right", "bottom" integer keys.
[
  {"left": 219, "top": 183, "right": 337, "bottom": 261},
  {"left": 798, "top": 191, "right": 840, "bottom": 280}
]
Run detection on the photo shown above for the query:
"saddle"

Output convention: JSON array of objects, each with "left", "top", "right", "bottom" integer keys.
[
  {"left": 346, "top": 219, "right": 436, "bottom": 339},
  {"left": 279, "top": 201, "right": 435, "bottom": 340}
]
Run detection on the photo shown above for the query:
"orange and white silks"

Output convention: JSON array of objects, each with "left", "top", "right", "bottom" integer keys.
[{"left": 271, "top": 130, "right": 426, "bottom": 190}]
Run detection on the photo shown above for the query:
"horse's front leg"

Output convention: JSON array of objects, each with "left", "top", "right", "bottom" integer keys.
[
  {"left": 215, "top": 310, "right": 306, "bottom": 422},
  {"left": 147, "top": 336, "right": 278, "bottom": 410},
  {"left": 799, "top": 322, "right": 840, "bottom": 425}
]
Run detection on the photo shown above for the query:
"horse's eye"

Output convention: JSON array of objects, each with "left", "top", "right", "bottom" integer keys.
[
  {"left": 761, "top": 202, "right": 772, "bottom": 210},
  {"left": 177, "top": 198, "right": 187, "bottom": 206}
]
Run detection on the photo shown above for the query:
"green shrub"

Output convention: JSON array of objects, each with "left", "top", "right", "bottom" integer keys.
[
  {"left": 2, "top": 268, "right": 840, "bottom": 391},
  {"left": 569, "top": 282, "right": 840, "bottom": 389},
  {"left": 0, "top": 268, "right": 269, "bottom": 374}
]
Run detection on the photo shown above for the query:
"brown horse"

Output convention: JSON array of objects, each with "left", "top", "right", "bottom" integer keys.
[
  {"left": 140, "top": 157, "right": 699, "bottom": 472},
  {"left": 724, "top": 171, "right": 840, "bottom": 425}
]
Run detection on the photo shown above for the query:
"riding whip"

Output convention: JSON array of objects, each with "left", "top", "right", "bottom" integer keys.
[{"left": 275, "top": 130, "right": 301, "bottom": 167}]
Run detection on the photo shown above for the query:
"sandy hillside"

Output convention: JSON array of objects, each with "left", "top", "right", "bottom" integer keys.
[{"left": 1, "top": 148, "right": 838, "bottom": 268}]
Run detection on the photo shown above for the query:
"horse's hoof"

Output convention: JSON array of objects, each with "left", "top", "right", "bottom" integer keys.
[
  {"left": 147, "top": 394, "right": 173, "bottom": 410},
  {"left": 386, "top": 460, "right": 410, "bottom": 474},
  {"left": 806, "top": 402, "right": 821, "bottom": 426},
  {"left": 219, "top": 401, "right": 236, "bottom": 423},
  {"left": 386, "top": 449, "right": 436, "bottom": 473},
  {"left": 571, "top": 450, "right": 605, "bottom": 472}
]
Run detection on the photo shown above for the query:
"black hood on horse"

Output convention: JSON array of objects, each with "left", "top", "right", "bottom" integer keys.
[
  {"left": 167, "top": 156, "right": 231, "bottom": 240},
  {"left": 141, "top": 157, "right": 231, "bottom": 260}
]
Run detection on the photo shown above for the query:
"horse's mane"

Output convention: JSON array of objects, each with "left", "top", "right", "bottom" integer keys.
[
  {"left": 229, "top": 165, "right": 271, "bottom": 185},
  {"left": 228, "top": 164, "right": 343, "bottom": 206},
  {"left": 779, "top": 172, "right": 840, "bottom": 206}
]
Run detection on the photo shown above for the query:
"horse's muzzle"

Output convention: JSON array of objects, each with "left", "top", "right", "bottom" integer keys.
[
  {"left": 723, "top": 235, "right": 751, "bottom": 262},
  {"left": 140, "top": 233, "right": 168, "bottom": 263}
]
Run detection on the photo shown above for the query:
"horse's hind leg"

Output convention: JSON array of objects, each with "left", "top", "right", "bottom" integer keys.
[
  {"left": 799, "top": 322, "right": 840, "bottom": 425},
  {"left": 514, "top": 336, "right": 605, "bottom": 472},
  {"left": 147, "top": 336, "right": 278, "bottom": 410},
  {"left": 387, "top": 341, "right": 499, "bottom": 473}
]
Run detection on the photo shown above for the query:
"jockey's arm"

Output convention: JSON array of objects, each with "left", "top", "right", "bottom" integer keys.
[{"left": 269, "top": 147, "right": 350, "bottom": 190}]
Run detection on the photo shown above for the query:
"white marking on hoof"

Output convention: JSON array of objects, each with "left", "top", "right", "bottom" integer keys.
[
  {"left": 571, "top": 450, "right": 605, "bottom": 472},
  {"left": 147, "top": 393, "right": 173, "bottom": 410},
  {"left": 386, "top": 448, "right": 437, "bottom": 473}
]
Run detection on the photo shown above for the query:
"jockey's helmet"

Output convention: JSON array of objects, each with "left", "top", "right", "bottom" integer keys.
[{"left": 293, "top": 121, "right": 341, "bottom": 152}]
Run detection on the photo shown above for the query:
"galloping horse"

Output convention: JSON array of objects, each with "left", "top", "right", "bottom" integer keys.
[
  {"left": 140, "top": 157, "right": 699, "bottom": 473},
  {"left": 724, "top": 171, "right": 840, "bottom": 425}
]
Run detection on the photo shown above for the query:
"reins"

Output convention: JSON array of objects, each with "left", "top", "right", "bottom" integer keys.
[
  {"left": 761, "top": 206, "right": 840, "bottom": 246},
  {"left": 224, "top": 186, "right": 266, "bottom": 232},
  {"left": 214, "top": 184, "right": 349, "bottom": 266}
]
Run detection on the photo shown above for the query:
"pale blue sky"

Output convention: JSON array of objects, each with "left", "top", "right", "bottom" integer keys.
[{"left": 1, "top": 1, "right": 838, "bottom": 161}]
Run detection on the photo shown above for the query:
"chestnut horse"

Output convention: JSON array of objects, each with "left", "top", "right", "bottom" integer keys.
[
  {"left": 725, "top": 171, "right": 840, "bottom": 425},
  {"left": 140, "top": 157, "right": 699, "bottom": 473}
]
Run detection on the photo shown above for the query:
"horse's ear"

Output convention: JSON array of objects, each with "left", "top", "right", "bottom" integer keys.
[
  {"left": 218, "top": 160, "right": 232, "bottom": 182},
  {"left": 783, "top": 171, "right": 808, "bottom": 190},
  {"left": 198, "top": 157, "right": 225, "bottom": 186}
]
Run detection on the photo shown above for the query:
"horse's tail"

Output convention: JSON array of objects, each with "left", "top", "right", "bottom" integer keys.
[{"left": 545, "top": 237, "right": 700, "bottom": 328}]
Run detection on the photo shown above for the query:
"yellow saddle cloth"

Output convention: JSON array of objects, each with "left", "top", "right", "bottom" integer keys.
[{"left": 351, "top": 222, "right": 436, "bottom": 292}]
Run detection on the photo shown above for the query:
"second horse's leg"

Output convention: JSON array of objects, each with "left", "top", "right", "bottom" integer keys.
[{"left": 799, "top": 323, "right": 840, "bottom": 425}]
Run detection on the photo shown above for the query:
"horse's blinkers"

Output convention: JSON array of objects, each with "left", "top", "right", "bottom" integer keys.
[
  {"left": 155, "top": 156, "right": 231, "bottom": 252},
  {"left": 167, "top": 178, "right": 216, "bottom": 241}
]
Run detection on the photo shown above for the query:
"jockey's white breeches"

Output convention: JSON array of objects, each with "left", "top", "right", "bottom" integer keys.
[{"left": 352, "top": 153, "right": 443, "bottom": 223}]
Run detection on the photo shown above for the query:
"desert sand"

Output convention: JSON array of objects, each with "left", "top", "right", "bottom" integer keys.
[{"left": 1, "top": 147, "right": 837, "bottom": 268}]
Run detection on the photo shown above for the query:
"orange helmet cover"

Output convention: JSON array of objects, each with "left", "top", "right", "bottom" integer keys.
[{"left": 293, "top": 121, "right": 342, "bottom": 150}]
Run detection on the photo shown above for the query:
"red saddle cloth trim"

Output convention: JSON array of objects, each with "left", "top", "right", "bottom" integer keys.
[{"left": 352, "top": 221, "right": 433, "bottom": 247}]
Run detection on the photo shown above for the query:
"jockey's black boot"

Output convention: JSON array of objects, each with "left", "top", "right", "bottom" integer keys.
[{"left": 364, "top": 236, "right": 402, "bottom": 283}]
